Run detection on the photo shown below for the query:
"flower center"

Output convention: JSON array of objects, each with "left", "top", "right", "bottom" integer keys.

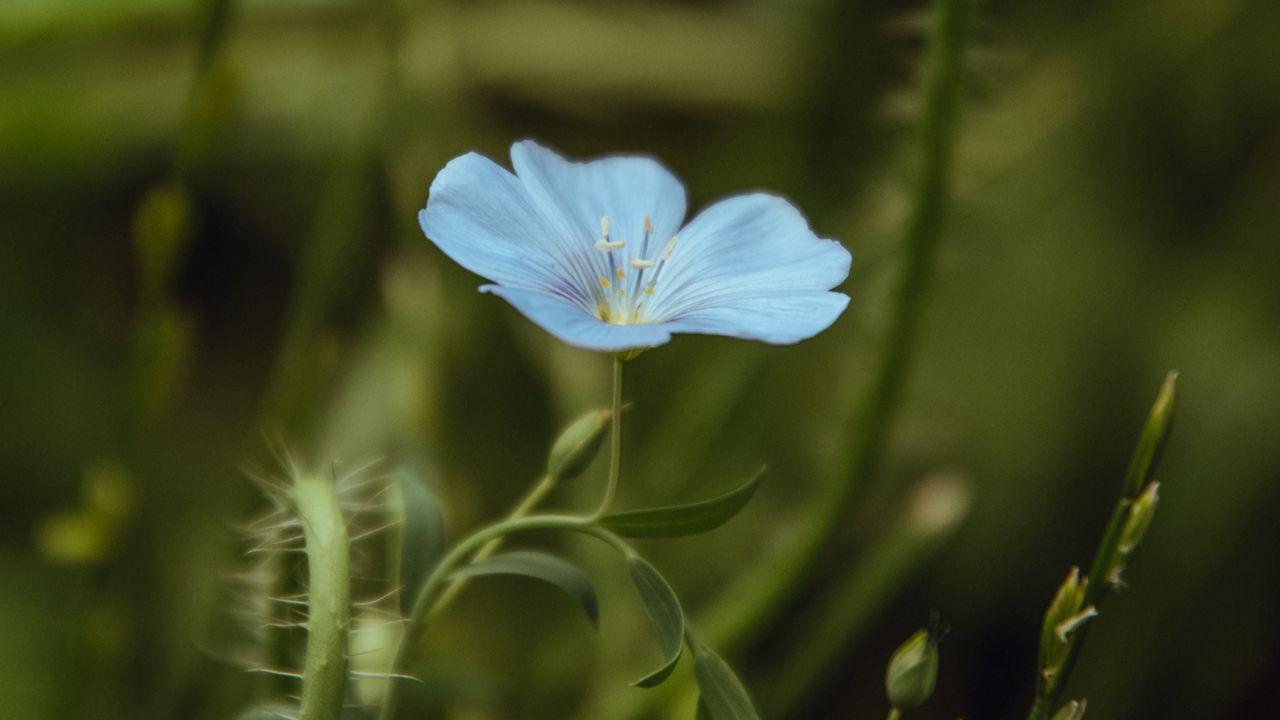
[{"left": 593, "top": 214, "right": 679, "bottom": 325}]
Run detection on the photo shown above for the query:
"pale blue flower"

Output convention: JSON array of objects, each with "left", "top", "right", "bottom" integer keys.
[{"left": 419, "top": 140, "right": 852, "bottom": 352}]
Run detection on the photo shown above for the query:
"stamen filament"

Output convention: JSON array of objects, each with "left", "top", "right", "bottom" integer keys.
[
  {"left": 660, "top": 234, "right": 679, "bottom": 260},
  {"left": 591, "top": 218, "right": 679, "bottom": 325}
]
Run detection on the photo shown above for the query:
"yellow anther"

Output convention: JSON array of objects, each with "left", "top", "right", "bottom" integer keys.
[
  {"left": 616, "top": 268, "right": 625, "bottom": 280},
  {"left": 644, "top": 286, "right": 654, "bottom": 296},
  {"left": 599, "top": 277, "right": 611, "bottom": 288},
  {"left": 643, "top": 214, "right": 653, "bottom": 234},
  {"left": 596, "top": 239, "right": 625, "bottom": 251},
  {"left": 617, "top": 289, "right": 626, "bottom": 297},
  {"left": 630, "top": 258, "right": 656, "bottom": 269},
  {"left": 600, "top": 215, "right": 610, "bottom": 237}
]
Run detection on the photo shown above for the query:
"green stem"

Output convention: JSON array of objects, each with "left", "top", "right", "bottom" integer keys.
[
  {"left": 592, "top": 356, "right": 625, "bottom": 520},
  {"left": 292, "top": 474, "right": 351, "bottom": 720},
  {"left": 378, "top": 512, "right": 612, "bottom": 720},
  {"left": 1026, "top": 497, "right": 1135, "bottom": 720},
  {"left": 175, "top": 0, "right": 236, "bottom": 182},
  {"left": 707, "top": 0, "right": 970, "bottom": 654},
  {"left": 604, "top": 6, "right": 968, "bottom": 720},
  {"left": 1028, "top": 372, "right": 1177, "bottom": 719},
  {"left": 888, "top": 709, "right": 903, "bottom": 720},
  {"left": 432, "top": 473, "right": 557, "bottom": 614},
  {"left": 381, "top": 357, "right": 628, "bottom": 718},
  {"left": 192, "top": 0, "right": 234, "bottom": 73}
]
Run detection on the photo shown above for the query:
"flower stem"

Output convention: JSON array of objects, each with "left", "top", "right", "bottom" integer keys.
[
  {"left": 378, "top": 512, "right": 612, "bottom": 720},
  {"left": 592, "top": 356, "right": 625, "bottom": 520},
  {"left": 601, "top": 5, "right": 968, "bottom": 718},
  {"left": 887, "top": 709, "right": 903, "bottom": 720},
  {"left": 431, "top": 473, "right": 557, "bottom": 614}
]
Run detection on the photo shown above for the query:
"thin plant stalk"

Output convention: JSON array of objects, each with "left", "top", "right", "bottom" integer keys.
[
  {"left": 706, "top": 0, "right": 971, "bottom": 656},
  {"left": 1028, "top": 371, "right": 1178, "bottom": 719},
  {"left": 592, "top": 356, "right": 625, "bottom": 520},
  {"left": 431, "top": 472, "right": 557, "bottom": 614},
  {"left": 606, "top": 4, "right": 969, "bottom": 718},
  {"left": 385, "top": 357, "right": 623, "bottom": 719},
  {"left": 377, "top": 513, "right": 626, "bottom": 720}
]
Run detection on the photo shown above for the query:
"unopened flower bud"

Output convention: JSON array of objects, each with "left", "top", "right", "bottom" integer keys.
[
  {"left": 546, "top": 408, "right": 613, "bottom": 481},
  {"left": 885, "top": 616, "right": 945, "bottom": 710},
  {"left": 1051, "top": 699, "right": 1087, "bottom": 720}
]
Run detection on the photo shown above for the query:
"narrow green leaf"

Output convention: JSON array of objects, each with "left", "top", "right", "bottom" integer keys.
[
  {"left": 627, "top": 556, "right": 685, "bottom": 687},
  {"left": 693, "top": 644, "right": 761, "bottom": 720},
  {"left": 601, "top": 467, "right": 765, "bottom": 538},
  {"left": 450, "top": 550, "right": 599, "bottom": 626},
  {"left": 399, "top": 467, "right": 446, "bottom": 616}
]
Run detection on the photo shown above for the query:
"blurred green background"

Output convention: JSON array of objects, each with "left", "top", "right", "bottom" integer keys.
[{"left": 2, "top": 0, "right": 1278, "bottom": 718}]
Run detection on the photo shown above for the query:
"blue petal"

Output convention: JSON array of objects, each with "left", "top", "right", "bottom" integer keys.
[
  {"left": 482, "top": 285, "right": 674, "bottom": 352},
  {"left": 510, "top": 140, "right": 687, "bottom": 262},
  {"left": 645, "top": 193, "right": 851, "bottom": 320},
  {"left": 665, "top": 290, "right": 850, "bottom": 344},
  {"left": 419, "top": 152, "right": 595, "bottom": 309}
]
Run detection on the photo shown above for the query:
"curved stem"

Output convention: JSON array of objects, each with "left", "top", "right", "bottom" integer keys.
[
  {"left": 378, "top": 512, "right": 621, "bottom": 720},
  {"left": 887, "top": 708, "right": 902, "bottom": 720},
  {"left": 432, "top": 473, "right": 557, "bottom": 614},
  {"left": 592, "top": 356, "right": 625, "bottom": 520}
]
